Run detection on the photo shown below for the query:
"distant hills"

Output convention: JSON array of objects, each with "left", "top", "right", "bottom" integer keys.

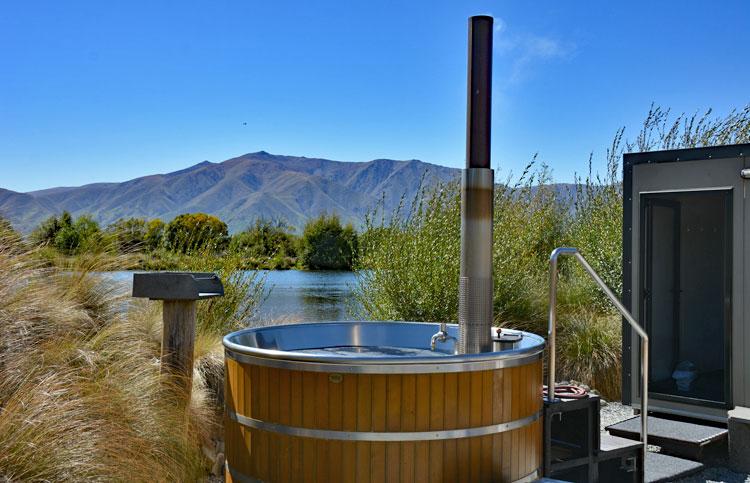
[{"left": 0, "top": 151, "right": 459, "bottom": 233}]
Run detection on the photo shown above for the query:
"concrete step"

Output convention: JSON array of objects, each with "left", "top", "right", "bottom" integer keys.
[
  {"left": 645, "top": 452, "right": 704, "bottom": 483},
  {"left": 605, "top": 415, "right": 727, "bottom": 460},
  {"left": 599, "top": 432, "right": 643, "bottom": 457}
]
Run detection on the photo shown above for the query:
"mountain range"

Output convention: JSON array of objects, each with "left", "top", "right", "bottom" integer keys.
[{"left": 0, "top": 151, "right": 459, "bottom": 233}]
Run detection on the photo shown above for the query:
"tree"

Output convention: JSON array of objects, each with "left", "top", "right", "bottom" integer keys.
[
  {"left": 145, "top": 219, "right": 166, "bottom": 251},
  {"left": 164, "top": 213, "right": 229, "bottom": 253},
  {"left": 229, "top": 218, "right": 297, "bottom": 258},
  {"left": 30, "top": 211, "right": 102, "bottom": 254},
  {"left": 300, "top": 214, "right": 358, "bottom": 270},
  {"left": 31, "top": 212, "right": 70, "bottom": 246},
  {"left": 53, "top": 215, "right": 101, "bottom": 255},
  {"left": 107, "top": 218, "right": 147, "bottom": 252}
]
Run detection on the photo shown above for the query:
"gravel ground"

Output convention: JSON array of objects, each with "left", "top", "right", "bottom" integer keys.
[{"left": 600, "top": 401, "right": 750, "bottom": 482}]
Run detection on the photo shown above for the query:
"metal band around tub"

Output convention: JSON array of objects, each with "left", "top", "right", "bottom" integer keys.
[
  {"left": 227, "top": 409, "right": 541, "bottom": 442},
  {"left": 224, "top": 348, "right": 543, "bottom": 374}
]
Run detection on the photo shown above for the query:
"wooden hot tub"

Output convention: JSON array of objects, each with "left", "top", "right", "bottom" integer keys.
[{"left": 223, "top": 321, "right": 544, "bottom": 482}]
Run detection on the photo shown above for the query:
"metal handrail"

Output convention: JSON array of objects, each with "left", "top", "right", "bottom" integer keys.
[{"left": 548, "top": 247, "right": 649, "bottom": 471}]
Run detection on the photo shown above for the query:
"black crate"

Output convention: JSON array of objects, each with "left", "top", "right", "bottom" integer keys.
[{"left": 543, "top": 395, "right": 601, "bottom": 482}]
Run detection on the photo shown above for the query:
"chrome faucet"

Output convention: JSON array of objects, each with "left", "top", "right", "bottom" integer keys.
[{"left": 430, "top": 322, "right": 456, "bottom": 351}]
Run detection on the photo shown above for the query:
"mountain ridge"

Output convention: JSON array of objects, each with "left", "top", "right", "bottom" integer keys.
[{"left": 2, "top": 151, "right": 459, "bottom": 233}]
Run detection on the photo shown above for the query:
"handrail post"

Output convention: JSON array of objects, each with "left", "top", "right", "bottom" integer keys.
[{"left": 548, "top": 247, "right": 649, "bottom": 473}]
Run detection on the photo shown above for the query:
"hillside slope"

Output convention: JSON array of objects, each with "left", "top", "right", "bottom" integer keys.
[{"left": 2, "top": 151, "right": 459, "bottom": 233}]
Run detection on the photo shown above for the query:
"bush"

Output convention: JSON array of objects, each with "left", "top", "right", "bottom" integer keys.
[
  {"left": 106, "top": 217, "right": 147, "bottom": 252},
  {"left": 30, "top": 211, "right": 70, "bottom": 246},
  {"left": 163, "top": 213, "right": 229, "bottom": 254},
  {"left": 229, "top": 218, "right": 298, "bottom": 268},
  {"left": 30, "top": 212, "right": 106, "bottom": 255},
  {"left": 355, "top": 183, "right": 460, "bottom": 321},
  {"left": 300, "top": 214, "right": 358, "bottom": 270},
  {"left": 144, "top": 219, "right": 166, "bottom": 251}
]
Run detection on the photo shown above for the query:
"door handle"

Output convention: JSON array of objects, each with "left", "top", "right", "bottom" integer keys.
[{"left": 741, "top": 168, "right": 750, "bottom": 179}]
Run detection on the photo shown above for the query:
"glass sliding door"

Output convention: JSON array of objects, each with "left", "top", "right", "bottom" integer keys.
[{"left": 640, "top": 190, "right": 732, "bottom": 407}]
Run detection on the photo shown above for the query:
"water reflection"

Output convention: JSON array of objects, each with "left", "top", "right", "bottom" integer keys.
[
  {"left": 101, "top": 270, "right": 360, "bottom": 324},
  {"left": 257, "top": 270, "right": 359, "bottom": 323}
]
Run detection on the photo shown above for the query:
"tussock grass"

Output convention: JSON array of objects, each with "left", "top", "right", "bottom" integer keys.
[
  {"left": 556, "top": 311, "right": 622, "bottom": 398},
  {"left": 0, "top": 232, "right": 229, "bottom": 482}
]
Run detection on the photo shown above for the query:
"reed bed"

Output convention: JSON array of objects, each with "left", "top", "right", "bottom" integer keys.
[{"left": 355, "top": 104, "right": 750, "bottom": 400}]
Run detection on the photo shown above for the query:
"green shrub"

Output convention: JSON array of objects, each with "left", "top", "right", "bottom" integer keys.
[
  {"left": 300, "top": 214, "right": 358, "bottom": 270},
  {"left": 30, "top": 211, "right": 70, "bottom": 246},
  {"left": 355, "top": 183, "right": 460, "bottom": 321},
  {"left": 144, "top": 219, "right": 166, "bottom": 250},
  {"left": 230, "top": 218, "right": 298, "bottom": 264},
  {"left": 163, "top": 213, "right": 229, "bottom": 254}
]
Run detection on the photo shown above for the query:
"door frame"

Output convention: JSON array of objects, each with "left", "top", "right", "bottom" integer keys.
[{"left": 622, "top": 144, "right": 749, "bottom": 421}]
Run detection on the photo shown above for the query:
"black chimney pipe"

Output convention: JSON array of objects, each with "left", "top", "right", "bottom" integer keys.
[
  {"left": 458, "top": 16, "right": 494, "bottom": 354},
  {"left": 466, "top": 15, "right": 493, "bottom": 169}
]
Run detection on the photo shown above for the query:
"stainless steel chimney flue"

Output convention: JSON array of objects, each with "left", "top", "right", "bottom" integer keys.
[{"left": 458, "top": 15, "right": 494, "bottom": 354}]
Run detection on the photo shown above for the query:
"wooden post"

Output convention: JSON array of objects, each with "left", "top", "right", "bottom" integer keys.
[
  {"left": 162, "top": 300, "right": 198, "bottom": 394},
  {"left": 132, "top": 272, "right": 224, "bottom": 403}
]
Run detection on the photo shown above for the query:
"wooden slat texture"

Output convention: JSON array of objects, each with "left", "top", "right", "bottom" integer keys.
[
  {"left": 356, "top": 374, "right": 372, "bottom": 483},
  {"left": 457, "top": 372, "right": 471, "bottom": 482},
  {"left": 341, "top": 374, "right": 358, "bottom": 483},
  {"left": 414, "top": 374, "right": 430, "bottom": 482},
  {"left": 443, "top": 372, "right": 458, "bottom": 482},
  {"left": 371, "top": 375, "right": 387, "bottom": 483},
  {"left": 385, "top": 375, "right": 402, "bottom": 482},
  {"left": 302, "top": 371, "right": 316, "bottom": 482},
  {"left": 290, "top": 370, "right": 303, "bottom": 480},
  {"left": 469, "top": 371, "right": 482, "bottom": 482},
  {"left": 224, "top": 358, "right": 543, "bottom": 482},
  {"left": 481, "top": 370, "right": 493, "bottom": 481},
  {"left": 400, "top": 374, "right": 416, "bottom": 483},
  {"left": 429, "top": 374, "right": 445, "bottom": 482}
]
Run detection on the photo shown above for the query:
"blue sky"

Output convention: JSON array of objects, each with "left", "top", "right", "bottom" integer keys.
[{"left": 1, "top": 1, "right": 748, "bottom": 192}]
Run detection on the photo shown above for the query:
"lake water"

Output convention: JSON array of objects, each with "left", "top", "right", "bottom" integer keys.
[{"left": 106, "top": 270, "right": 359, "bottom": 323}]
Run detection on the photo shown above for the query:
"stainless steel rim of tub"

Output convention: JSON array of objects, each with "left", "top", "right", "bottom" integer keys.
[{"left": 223, "top": 321, "right": 545, "bottom": 374}]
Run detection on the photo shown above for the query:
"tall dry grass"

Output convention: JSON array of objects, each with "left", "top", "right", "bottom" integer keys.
[
  {"left": 355, "top": 104, "right": 750, "bottom": 400},
  {"left": 0, "top": 229, "right": 220, "bottom": 482}
]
